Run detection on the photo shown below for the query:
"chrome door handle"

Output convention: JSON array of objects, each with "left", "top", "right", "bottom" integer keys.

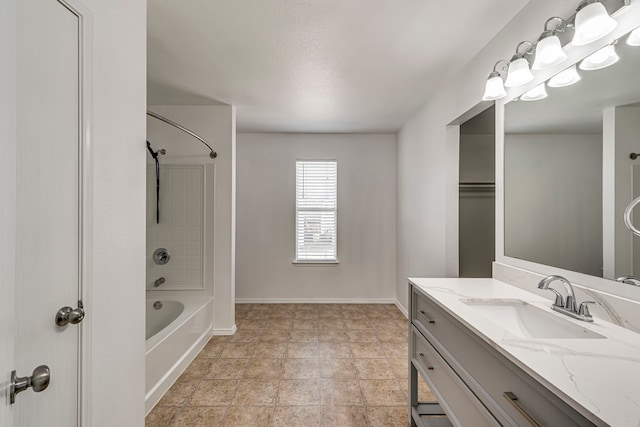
[
  {"left": 10, "top": 365, "right": 50, "bottom": 404},
  {"left": 56, "top": 300, "right": 85, "bottom": 326}
]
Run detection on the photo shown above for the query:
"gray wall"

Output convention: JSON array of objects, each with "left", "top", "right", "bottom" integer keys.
[
  {"left": 459, "top": 134, "right": 495, "bottom": 183},
  {"left": 236, "top": 133, "right": 396, "bottom": 301},
  {"left": 504, "top": 133, "right": 602, "bottom": 277}
]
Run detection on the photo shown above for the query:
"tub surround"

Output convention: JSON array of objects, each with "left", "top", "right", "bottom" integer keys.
[
  {"left": 410, "top": 277, "right": 640, "bottom": 427},
  {"left": 146, "top": 164, "right": 207, "bottom": 291}
]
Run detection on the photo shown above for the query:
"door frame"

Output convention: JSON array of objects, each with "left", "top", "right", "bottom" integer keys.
[
  {"left": 445, "top": 102, "right": 496, "bottom": 277},
  {"left": 56, "top": 0, "right": 93, "bottom": 425}
]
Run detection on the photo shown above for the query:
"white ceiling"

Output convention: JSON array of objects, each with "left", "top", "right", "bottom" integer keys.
[{"left": 148, "top": 0, "right": 529, "bottom": 133}]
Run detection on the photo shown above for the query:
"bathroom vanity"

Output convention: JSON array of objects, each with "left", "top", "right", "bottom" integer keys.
[{"left": 409, "top": 278, "right": 640, "bottom": 427}]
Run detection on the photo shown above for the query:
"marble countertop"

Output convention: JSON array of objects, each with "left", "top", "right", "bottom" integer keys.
[{"left": 409, "top": 277, "right": 640, "bottom": 427}]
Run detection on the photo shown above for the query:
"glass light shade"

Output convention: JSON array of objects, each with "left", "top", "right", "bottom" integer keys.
[
  {"left": 627, "top": 27, "right": 640, "bottom": 46},
  {"left": 482, "top": 75, "right": 507, "bottom": 101},
  {"left": 520, "top": 84, "right": 548, "bottom": 102},
  {"left": 548, "top": 65, "right": 581, "bottom": 87},
  {"left": 504, "top": 57, "right": 534, "bottom": 88},
  {"left": 532, "top": 35, "right": 568, "bottom": 70},
  {"left": 579, "top": 44, "right": 619, "bottom": 70},
  {"left": 572, "top": 2, "right": 617, "bottom": 46}
]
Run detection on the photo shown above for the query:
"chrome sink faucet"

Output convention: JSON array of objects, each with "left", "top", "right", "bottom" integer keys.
[
  {"left": 616, "top": 276, "right": 640, "bottom": 286},
  {"left": 537, "top": 275, "right": 597, "bottom": 322}
]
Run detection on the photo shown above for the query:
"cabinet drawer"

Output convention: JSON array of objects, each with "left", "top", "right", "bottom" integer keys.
[
  {"left": 412, "top": 286, "right": 454, "bottom": 344},
  {"left": 411, "top": 327, "right": 498, "bottom": 427},
  {"left": 411, "top": 286, "right": 598, "bottom": 427}
]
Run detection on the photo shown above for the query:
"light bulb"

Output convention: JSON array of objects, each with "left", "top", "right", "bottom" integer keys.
[
  {"left": 482, "top": 75, "right": 507, "bottom": 101},
  {"left": 548, "top": 65, "right": 581, "bottom": 87},
  {"left": 627, "top": 27, "right": 640, "bottom": 46},
  {"left": 520, "top": 84, "right": 548, "bottom": 101},
  {"left": 573, "top": 2, "right": 617, "bottom": 46},
  {"left": 579, "top": 44, "right": 619, "bottom": 70},
  {"left": 504, "top": 57, "right": 534, "bottom": 88},
  {"left": 532, "top": 35, "right": 568, "bottom": 70}
]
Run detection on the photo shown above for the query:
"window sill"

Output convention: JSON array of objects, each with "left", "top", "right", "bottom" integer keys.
[{"left": 292, "top": 260, "right": 339, "bottom": 266}]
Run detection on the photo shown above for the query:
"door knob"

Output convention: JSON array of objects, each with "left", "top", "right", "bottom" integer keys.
[
  {"left": 56, "top": 300, "right": 85, "bottom": 326},
  {"left": 10, "top": 365, "right": 50, "bottom": 404}
]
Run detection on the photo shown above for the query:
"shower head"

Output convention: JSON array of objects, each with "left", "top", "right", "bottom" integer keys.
[{"left": 158, "top": 149, "right": 166, "bottom": 155}]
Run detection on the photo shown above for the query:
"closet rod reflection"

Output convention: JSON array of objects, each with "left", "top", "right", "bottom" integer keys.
[{"left": 459, "top": 182, "right": 495, "bottom": 187}]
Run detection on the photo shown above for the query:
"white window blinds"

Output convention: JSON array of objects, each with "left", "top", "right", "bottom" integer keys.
[{"left": 295, "top": 160, "right": 337, "bottom": 262}]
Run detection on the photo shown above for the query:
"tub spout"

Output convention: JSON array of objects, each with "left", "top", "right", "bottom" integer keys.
[{"left": 154, "top": 277, "right": 166, "bottom": 287}]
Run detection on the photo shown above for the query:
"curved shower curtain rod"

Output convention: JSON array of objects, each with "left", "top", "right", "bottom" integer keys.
[{"left": 147, "top": 110, "right": 218, "bottom": 159}]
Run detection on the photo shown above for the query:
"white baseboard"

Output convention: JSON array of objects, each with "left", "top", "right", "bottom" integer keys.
[
  {"left": 212, "top": 324, "right": 237, "bottom": 336},
  {"left": 235, "top": 297, "right": 398, "bottom": 304},
  {"left": 394, "top": 299, "right": 408, "bottom": 318}
]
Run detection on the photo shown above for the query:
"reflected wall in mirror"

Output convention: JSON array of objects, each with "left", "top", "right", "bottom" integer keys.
[{"left": 504, "top": 29, "right": 640, "bottom": 281}]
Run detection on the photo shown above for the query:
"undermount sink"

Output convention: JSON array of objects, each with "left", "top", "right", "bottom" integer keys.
[{"left": 461, "top": 298, "right": 605, "bottom": 339}]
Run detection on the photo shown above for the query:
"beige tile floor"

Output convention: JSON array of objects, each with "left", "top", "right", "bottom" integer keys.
[{"left": 146, "top": 303, "right": 435, "bottom": 427}]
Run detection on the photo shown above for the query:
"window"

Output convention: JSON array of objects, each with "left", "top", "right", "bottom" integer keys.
[{"left": 295, "top": 160, "right": 337, "bottom": 262}]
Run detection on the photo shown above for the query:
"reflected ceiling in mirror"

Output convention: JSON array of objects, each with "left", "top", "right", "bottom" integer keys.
[
  {"left": 505, "top": 41, "right": 640, "bottom": 134},
  {"left": 504, "top": 34, "right": 640, "bottom": 280}
]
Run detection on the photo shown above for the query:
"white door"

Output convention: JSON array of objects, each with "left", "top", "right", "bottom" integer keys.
[{"left": 3, "top": 0, "right": 85, "bottom": 425}]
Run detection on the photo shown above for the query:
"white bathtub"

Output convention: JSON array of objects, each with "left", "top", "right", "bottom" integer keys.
[
  {"left": 146, "top": 300, "right": 185, "bottom": 340},
  {"left": 145, "top": 295, "right": 213, "bottom": 415}
]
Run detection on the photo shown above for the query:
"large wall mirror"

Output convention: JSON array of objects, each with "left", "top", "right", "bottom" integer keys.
[{"left": 504, "top": 22, "right": 640, "bottom": 282}]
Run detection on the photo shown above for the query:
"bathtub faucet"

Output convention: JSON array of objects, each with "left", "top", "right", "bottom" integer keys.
[{"left": 154, "top": 277, "right": 166, "bottom": 287}]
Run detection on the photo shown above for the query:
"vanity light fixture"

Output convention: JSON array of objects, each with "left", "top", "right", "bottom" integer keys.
[
  {"left": 579, "top": 43, "right": 619, "bottom": 70},
  {"left": 520, "top": 83, "right": 548, "bottom": 101},
  {"left": 572, "top": 0, "right": 617, "bottom": 46},
  {"left": 627, "top": 26, "right": 640, "bottom": 46},
  {"left": 532, "top": 17, "right": 569, "bottom": 70},
  {"left": 479, "top": 0, "right": 626, "bottom": 101},
  {"left": 548, "top": 65, "right": 581, "bottom": 87},
  {"left": 504, "top": 41, "right": 535, "bottom": 88},
  {"left": 482, "top": 60, "right": 509, "bottom": 101}
]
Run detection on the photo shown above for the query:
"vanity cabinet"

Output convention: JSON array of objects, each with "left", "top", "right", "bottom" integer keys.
[{"left": 409, "top": 282, "right": 598, "bottom": 427}]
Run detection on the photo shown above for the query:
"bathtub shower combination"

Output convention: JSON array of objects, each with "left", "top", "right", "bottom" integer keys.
[{"left": 145, "top": 111, "right": 217, "bottom": 415}]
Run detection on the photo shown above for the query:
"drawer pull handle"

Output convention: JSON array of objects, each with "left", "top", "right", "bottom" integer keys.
[
  {"left": 503, "top": 392, "right": 540, "bottom": 427},
  {"left": 418, "top": 310, "right": 436, "bottom": 324},
  {"left": 417, "top": 352, "right": 434, "bottom": 370}
]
